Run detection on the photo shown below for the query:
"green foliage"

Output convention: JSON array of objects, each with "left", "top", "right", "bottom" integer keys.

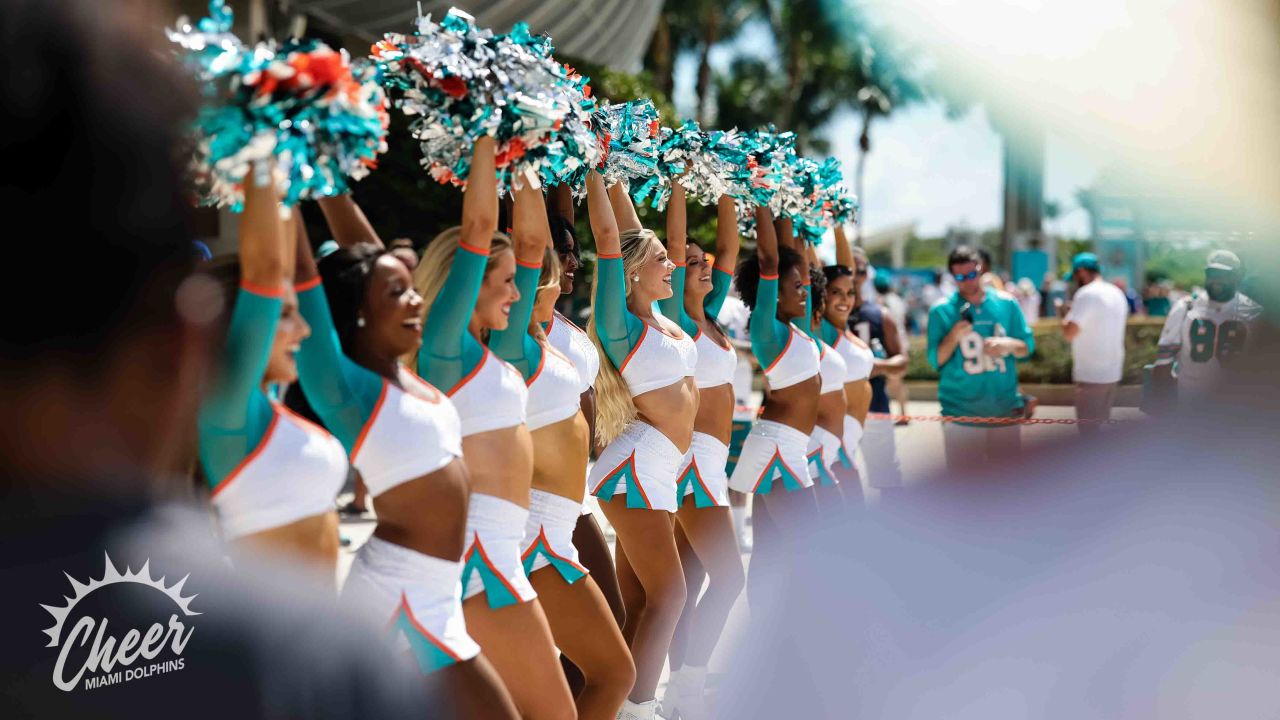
[{"left": 905, "top": 318, "right": 1165, "bottom": 384}]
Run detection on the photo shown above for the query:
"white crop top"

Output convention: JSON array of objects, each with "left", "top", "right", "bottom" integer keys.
[
  {"left": 763, "top": 325, "right": 822, "bottom": 391},
  {"left": 448, "top": 347, "right": 528, "bottom": 437},
  {"left": 619, "top": 323, "right": 698, "bottom": 397},
  {"left": 832, "top": 331, "right": 874, "bottom": 382},
  {"left": 525, "top": 344, "right": 582, "bottom": 431},
  {"left": 818, "top": 340, "right": 848, "bottom": 395},
  {"left": 693, "top": 327, "right": 737, "bottom": 390},
  {"left": 212, "top": 404, "right": 348, "bottom": 540},
  {"left": 350, "top": 371, "right": 463, "bottom": 497},
  {"left": 547, "top": 312, "right": 599, "bottom": 394}
]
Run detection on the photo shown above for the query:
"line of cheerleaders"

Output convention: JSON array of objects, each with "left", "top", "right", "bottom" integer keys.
[{"left": 196, "top": 139, "right": 881, "bottom": 720}]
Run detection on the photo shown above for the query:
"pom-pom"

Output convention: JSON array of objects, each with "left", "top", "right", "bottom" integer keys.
[
  {"left": 168, "top": 0, "right": 389, "bottom": 210},
  {"left": 374, "top": 8, "right": 574, "bottom": 193},
  {"left": 594, "top": 100, "right": 662, "bottom": 194}
]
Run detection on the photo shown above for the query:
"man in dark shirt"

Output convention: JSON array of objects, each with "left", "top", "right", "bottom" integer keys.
[{"left": 0, "top": 2, "right": 436, "bottom": 716}]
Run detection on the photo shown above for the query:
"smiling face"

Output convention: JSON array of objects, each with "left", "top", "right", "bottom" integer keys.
[
  {"left": 360, "top": 254, "right": 425, "bottom": 360},
  {"left": 631, "top": 235, "right": 675, "bottom": 303},
  {"left": 823, "top": 274, "right": 855, "bottom": 327},
  {"left": 475, "top": 249, "right": 519, "bottom": 331},
  {"left": 264, "top": 287, "right": 310, "bottom": 384},
  {"left": 684, "top": 242, "right": 713, "bottom": 303},
  {"left": 777, "top": 266, "right": 807, "bottom": 321},
  {"left": 557, "top": 235, "right": 581, "bottom": 296}
]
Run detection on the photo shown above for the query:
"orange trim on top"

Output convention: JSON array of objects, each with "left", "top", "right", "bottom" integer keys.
[
  {"left": 294, "top": 276, "right": 322, "bottom": 292},
  {"left": 402, "top": 367, "right": 444, "bottom": 403},
  {"left": 763, "top": 328, "right": 796, "bottom": 374},
  {"left": 467, "top": 533, "right": 524, "bottom": 601},
  {"left": 349, "top": 380, "right": 391, "bottom": 462},
  {"left": 760, "top": 272, "right": 779, "bottom": 280},
  {"left": 712, "top": 266, "right": 733, "bottom": 278},
  {"left": 240, "top": 280, "right": 285, "bottom": 298},
  {"left": 447, "top": 348, "right": 489, "bottom": 397},
  {"left": 211, "top": 409, "right": 283, "bottom": 498},
  {"left": 276, "top": 402, "right": 333, "bottom": 438},
  {"left": 597, "top": 252, "right": 622, "bottom": 260},
  {"left": 516, "top": 257, "right": 543, "bottom": 270},
  {"left": 457, "top": 241, "right": 490, "bottom": 257},
  {"left": 525, "top": 351, "right": 546, "bottom": 387},
  {"left": 617, "top": 324, "right": 649, "bottom": 373},
  {"left": 671, "top": 260, "right": 686, "bottom": 267},
  {"left": 396, "top": 592, "right": 463, "bottom": 662}
]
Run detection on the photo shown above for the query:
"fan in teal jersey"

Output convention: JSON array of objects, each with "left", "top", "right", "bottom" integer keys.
[{"left": 927, "top": 246, "right": 1034, "bottom": 471}]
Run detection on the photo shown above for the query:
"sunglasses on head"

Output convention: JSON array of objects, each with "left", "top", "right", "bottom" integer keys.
[{"left": 953, "top": 269, "right": 981, "bottom": 282}]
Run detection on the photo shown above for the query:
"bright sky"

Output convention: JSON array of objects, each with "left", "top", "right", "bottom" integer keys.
[{"left": 673, "top": 22, "right": 1103, "bottom": 241}]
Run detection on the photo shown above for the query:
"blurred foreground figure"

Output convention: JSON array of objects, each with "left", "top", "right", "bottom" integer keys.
[
  {"left": 716, "top": 335, "right": 1280, "bottom": 719},
  {"left": 0, "top": 1, "right": 432, "bottom": 716}
]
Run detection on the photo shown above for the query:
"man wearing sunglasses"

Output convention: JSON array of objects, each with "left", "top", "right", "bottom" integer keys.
[
  {"left": 1153, "top": 250, "right": 1262, "bottom": 405},
  {"left": 927, "top": 247, "right": 1035, "bottom": 471}
]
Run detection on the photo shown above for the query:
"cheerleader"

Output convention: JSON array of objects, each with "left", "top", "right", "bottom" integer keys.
[
  {"left": 197, "top": 173, "right": 347, "bottom": 572},
  {"left": 488, "top": 183, "right": 635, "bottom": 720},
  {"left": 290, "top": 138, "right": 518, "bottom": 718},
  {"left": 406, "top": 161, "right": 575, "bottom": 717},
  {"left": 585, "top": 169, "right": 698, "bottom": 720},
  {"left": 823, "top": 226, "right": 876, "bottom": 494},
  {"left": 661, "top": 191, "right": 747, "bottom": 719},
  {"left": 804, "top": 258, "right": 850, "bottom": 510}
]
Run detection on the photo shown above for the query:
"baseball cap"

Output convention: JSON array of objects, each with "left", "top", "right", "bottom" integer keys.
[
  {"left": 1063, "top": 252, "right": 1101, "bottom": 280},
  {"left": 1206, "top": 249, "right": 1242, "bottom": 273}
]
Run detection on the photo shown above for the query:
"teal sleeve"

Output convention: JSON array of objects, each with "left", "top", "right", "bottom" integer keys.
[
  {"left": 594, "top": 255, "right": 646, "bottom": 369},
  {"left": 1008, "top": 298, "right": 1035, "bottom": 359},
  {"left": 926, "top": 302, "right": 953, "bottom": 371},
  {"left": 488, "top": 262, "right": 544, "bottom": 381},
  {"left": 704, "top": 267, "right": 732, "bottom": 319},
  {"left": 819, "top": 318, "right": 840, "bottom": 347},
  {"left": 748, "top": 276, "right": 791, "bottom": 369},
  {"left": 197, "top": 286, "right": 282, "bottom": 488},
  {"left": 658, "top": 264, "right": 698, "bottom": 336},
  {"left": 418, "top": 244, "right": 488, "bottom": 392},
  {"left": 295, "top": 284, "right": 387, "bottom": 452}
]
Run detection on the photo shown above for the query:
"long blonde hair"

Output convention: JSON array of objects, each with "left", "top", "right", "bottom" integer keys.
[
  {"left": 587, "top": 228, "right": 663, "bottom": 446},
  {"left": 529, "top": 246, "right": 561, "bottom": 339},
  {"left": 405, "top": 227, "right": 513, "bottom": 366}
]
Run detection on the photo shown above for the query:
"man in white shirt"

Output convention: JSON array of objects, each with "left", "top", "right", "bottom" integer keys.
[{"left": 1062, "top": 253, "right": 1129, "bottom": 432}]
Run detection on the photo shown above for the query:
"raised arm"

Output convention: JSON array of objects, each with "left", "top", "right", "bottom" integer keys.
[
  {"left": 749, "top": 206, "right": 790, "bottom": 367},
  {"left": 589, "top": 169, "right": 642, "bottom": 367},
  {"left": 202, "top": 171, "right": 285, "bottom": 431},
  {"left": 834, "top": 224, "right": 854, "bottom": 269},
  {"left": 776, "top": 216, "right": 813, "bottom": 332},
  {"left": 756, "top": 205, "right": 779, "bottom": 276},
  {"left": 704, "top": 195, "right": 740, "bottom": 318},
  {"left": 608, "top": 180, "right": 643, "bottom": 233},
  {"left": 418, "top": 137, "right": 499, "bottom": 387},
  {"left": 317, "top": 194, "right": 382, "bottom": 248},
  {"left": 657, "top": 181, "right": 688, "bottom": 324},
  {"left": 488, "top": 182, "right": 550, "bottom": 378},
  {"left": 549, "top": 182, "right": 575, "bottom": 226},
  {"left": 293, "top": 205, "right": 383, "bottom": 450}
]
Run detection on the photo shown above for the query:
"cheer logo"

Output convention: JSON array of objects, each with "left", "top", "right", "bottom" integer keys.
[{"left": 40, "top": 553, "right": 200, "bottom": 692}]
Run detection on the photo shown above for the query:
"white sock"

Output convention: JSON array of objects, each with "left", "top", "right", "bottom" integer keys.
[
  {"left": 683, "top": 665, "right": 707, "bottom": 695},
  {"left": 665, "top": 666, "right": 687, "bottom": 697}
]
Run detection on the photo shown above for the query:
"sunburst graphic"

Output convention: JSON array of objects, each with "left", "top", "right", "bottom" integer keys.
[{"left": 40, "top": 552, "right": 201, "bottom": 647}]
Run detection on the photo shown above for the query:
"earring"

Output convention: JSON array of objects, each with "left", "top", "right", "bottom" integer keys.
[
  {"left": 357, "top": 317, "right": 366, "bottom": 328},
  {"left": 632, "top": 275, "right": 640, "bottom": 281}
]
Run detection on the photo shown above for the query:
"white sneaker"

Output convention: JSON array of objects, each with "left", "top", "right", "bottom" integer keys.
[
  {"left": 617, "top": 698, "right": 666, "bottom": 720},
  {"left": 662, "top": 666, "right": 708, "bottom": 720}
]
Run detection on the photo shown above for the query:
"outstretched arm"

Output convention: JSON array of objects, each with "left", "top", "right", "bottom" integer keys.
[
  {"left": 834, "top": 224, "right": 854, "bottom": 269},
  {"left": 488, "top": 182, "right": 550, "bottom": 378},
  {"left": 549, "top": 182, "right": 575, "bottom": 226},
  {"left": 459, "top": 136, "right": 499, "bottom": 253},
  {"left": 756, "top": 205, "right": 779, "bottom": 276},
  {"left": 317, "top": 194, "right": 382, "bottom": 249},
  {"left": 657, "top": 182, "right": 688, "bottom": 324},
  {"left": 589, "top": 169, "right": 639, "bottom": 368},
  {"left": 704, "top": 195, "right": 740, "bottom": 318},
  {"left": 608, "top": 180, "right": 643, "bottom": 234},
  {"left": 588, "top": 169, "right": 620, "bottom": 257}
]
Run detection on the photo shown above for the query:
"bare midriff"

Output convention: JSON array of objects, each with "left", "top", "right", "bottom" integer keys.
[
  {"left": 761, "top": 375, "right": 821, "bottom": 434},
  {"left": 844, "top": 379, "right": 872, "bottom": 425},
  {"left": 817, "top": 389, "right": 846, "bottom": 437},
  {"left": 369, "top": 460, "right": 471, "bottom": 561},
  {"left": 233, "top": 510, "right": 341, "bottom": 577},
  {"left": 463, "top": 424, "right": 535, "bottom": 506},
  {"left": 530, "top": 412, "right": 591, "bottom": 502},
  {"left": 693, "top": 383, "right": 734, "bottom": 445},
  {"left": 635, "top": 377, "right": 699, "bottom": 453}
]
